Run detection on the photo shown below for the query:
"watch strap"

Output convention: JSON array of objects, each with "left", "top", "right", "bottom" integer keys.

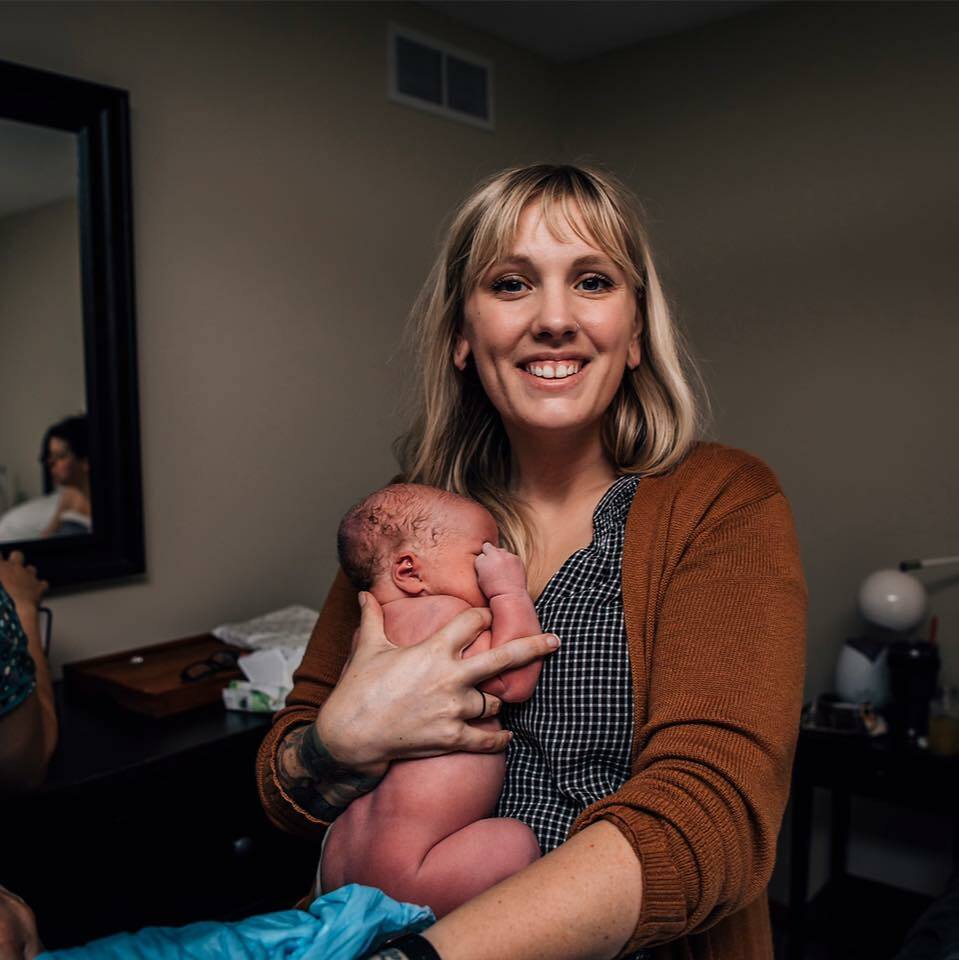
[{"left": 382, "top": 932, "right": 442, "bottom": 960}]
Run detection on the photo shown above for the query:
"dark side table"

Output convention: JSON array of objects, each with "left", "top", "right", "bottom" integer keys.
[
  {"left": 788, "top": 728, "right": 959, "bottom": 959},
  {"left": 0, "top": 683, "right": 318, "bottom": 949}
]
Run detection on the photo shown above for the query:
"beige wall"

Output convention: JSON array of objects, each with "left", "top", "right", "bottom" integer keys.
[
  {"left": 0, "top": 198, "right": 85, "bottom": 507},
  {"left": 561, "top": 2, "right": 959, "bottom": 899},
  {"left": 0, "top": 1, "right": 558, "bottom": 666}
]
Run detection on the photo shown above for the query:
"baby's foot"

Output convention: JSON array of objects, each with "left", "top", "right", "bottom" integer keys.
[{"left": 475, "top": 543, "right": 527, "bottom": 600}]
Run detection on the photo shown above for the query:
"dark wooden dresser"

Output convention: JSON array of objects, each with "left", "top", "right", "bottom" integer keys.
[{"left": 0, "top": 683, "right": 319, "bottom": 949}]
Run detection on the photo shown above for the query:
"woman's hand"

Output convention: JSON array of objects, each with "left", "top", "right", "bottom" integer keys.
[
  {"left": 317, "top": 592, "right": 559, "bottom": 773},
  {"left": 0, "top": 553, "right": 48, "bottom": 616},
  {"left": 273, "top": 591, "right": 558, "bottom": 821}
]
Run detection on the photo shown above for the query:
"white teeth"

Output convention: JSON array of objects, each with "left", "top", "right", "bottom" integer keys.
[{"left": 525, "top": 361, "right": 581, "bottom": 380}]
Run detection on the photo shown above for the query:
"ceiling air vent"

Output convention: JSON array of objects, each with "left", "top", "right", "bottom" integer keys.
[{"left": 388, "top": 24, "right": 494, "bottom": 131}]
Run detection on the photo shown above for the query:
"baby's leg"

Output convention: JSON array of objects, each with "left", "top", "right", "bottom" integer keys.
[{"left": 396, "top": 818, "right": 541, "bottom": 918}]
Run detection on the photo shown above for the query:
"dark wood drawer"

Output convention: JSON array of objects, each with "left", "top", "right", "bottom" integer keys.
[{"left": 3, "top": 716, "right": 317, "bottom": 948}]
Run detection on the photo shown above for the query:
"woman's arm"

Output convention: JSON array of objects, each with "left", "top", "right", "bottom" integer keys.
[
  {"left": 39, "top": 492, "right": 66, "bottom": 539},
  {"left": 569, "top": 456, "right": 806, "bottom": 951},
  {"left": 407, "top": 821, "right": 641, "bottom": 960},
  {"left": 0, "top": 553, "right": 56, "bottom": 792},
  {"left": 273, "top": 719, "right": 388, "bottom": 821}
]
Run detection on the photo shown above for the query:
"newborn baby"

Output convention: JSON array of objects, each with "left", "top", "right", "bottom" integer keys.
[{"left": 319, "top": 483, "right": 544, "bottom": 917}]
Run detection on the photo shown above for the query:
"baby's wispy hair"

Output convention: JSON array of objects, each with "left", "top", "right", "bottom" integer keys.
[{"left": 337, "top": 483, "right": 466, "bottom": 590}]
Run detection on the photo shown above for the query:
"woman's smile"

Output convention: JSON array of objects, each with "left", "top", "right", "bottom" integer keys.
[{"left": 519, "top": 359, "right": 589, "bottom": 392}]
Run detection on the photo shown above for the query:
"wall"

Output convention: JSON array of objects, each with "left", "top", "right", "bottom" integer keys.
[
  {"left": 562, "top": 1, "right": 959, "bottom": 900},
  {"left": 0, "top": 198, "right": 85, "bottom": 507},
  {"left": 0, "top": 1, "right": 558, "bottom": 666}
]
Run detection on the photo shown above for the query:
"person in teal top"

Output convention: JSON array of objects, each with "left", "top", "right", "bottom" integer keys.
[
  {"left": 0, "top": 551, "right": 57, "bottom": 792},
  {"left": 1, "top": 581, "right": 37, "bottom": 718},
  {"left": 0, "top": 552, "right": 55, "bottom": 959}
]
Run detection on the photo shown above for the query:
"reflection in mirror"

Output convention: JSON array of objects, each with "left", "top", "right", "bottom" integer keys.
[
  {"left": 0, "top": 118, "right": 91, "bottom": 544},
  {"left": 0, "top": 59, "right": 142, "bottom": 587}
]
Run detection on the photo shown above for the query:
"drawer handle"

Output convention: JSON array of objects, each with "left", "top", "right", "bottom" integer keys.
[{"left": 232, "top": 836, "right": 254, "bottom": 858}]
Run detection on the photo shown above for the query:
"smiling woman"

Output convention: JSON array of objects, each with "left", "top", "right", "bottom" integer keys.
[
  {"left": 398, "top": 165, "right": 701, "bottom": 586},
  {"left": 258, "top": 164, "right": 806, "bottom": 960}
]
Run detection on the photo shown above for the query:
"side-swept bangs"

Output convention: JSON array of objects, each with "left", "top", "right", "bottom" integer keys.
[{"left": 453, "top": 166, "right": 646, "bottom": 307}]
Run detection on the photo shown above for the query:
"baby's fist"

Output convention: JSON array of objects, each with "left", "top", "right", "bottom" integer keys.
[{"left": 475, "top": 543, "right": 527, "bottom": 599}]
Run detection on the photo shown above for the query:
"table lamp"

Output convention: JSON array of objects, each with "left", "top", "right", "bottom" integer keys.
[
  {"left": 861, "top": 555, "right": 958, "bottom": 742},
  {"left": 835, "top": 557, "right": 956, "bottom": 713},
  {"left": 834, "top": 572, "right": 915, "bottom": 709},
  {"left": 858, "top": 568, "right": 927, "bottom": 633}
]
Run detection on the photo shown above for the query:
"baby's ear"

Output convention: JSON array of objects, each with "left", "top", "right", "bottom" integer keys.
[{"left": 392, "top": 552, "right": 426, "bottom": 596}]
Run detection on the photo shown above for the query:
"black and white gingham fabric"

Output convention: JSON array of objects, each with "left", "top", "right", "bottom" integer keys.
[
  {"left": 495, "top": 475, "right": 651, "bottom": 959},
  {"left": 495, "top": 473, "right": 639, "bottom": 850}
]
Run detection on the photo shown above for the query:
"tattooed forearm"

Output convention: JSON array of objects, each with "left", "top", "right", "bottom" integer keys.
[{"left": 276, "top": 721, "right": 385, "bottom": 820}]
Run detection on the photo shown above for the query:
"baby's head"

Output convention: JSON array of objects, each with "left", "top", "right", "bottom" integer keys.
[{"left": 337, "top": 483, "right": 499, "bottom": 606}]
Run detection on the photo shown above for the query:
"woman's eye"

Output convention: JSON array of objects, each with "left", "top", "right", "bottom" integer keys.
[
  {"left": 577, "top": 274, "right": 614, "bottom": 293},
  {"left": 490, "top": 276, "right": 528, "bottom": 295}
]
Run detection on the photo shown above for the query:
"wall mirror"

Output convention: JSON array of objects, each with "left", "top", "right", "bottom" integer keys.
[{"left": 0, "top": 60, "right": 144, "bottom": 589}]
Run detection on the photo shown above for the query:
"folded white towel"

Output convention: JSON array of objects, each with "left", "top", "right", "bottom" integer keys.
[{"left": 212, "top": 604, "right": 319, "bottom": 651}]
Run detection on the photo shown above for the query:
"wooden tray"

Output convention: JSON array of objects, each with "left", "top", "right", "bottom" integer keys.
[{"left": 62, "top": 634, "right": 245, "bottom": 718}]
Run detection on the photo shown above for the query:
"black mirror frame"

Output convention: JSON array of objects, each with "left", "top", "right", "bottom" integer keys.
[{"left": 0, "top": 60, "right": 144, "bottom": 589}]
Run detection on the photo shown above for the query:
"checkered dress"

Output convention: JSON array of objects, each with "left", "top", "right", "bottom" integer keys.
[{"left": 495, "top": 476, "right": 650, "bottom": 958}]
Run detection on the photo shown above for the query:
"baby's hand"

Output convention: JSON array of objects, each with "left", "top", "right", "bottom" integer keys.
[{"left": 475, "top": 543, "right": 527, "bottom": 599}]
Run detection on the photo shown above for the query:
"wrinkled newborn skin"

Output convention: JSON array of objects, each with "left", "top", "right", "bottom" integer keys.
[{"left": 320, "top": 494, "right": 543, "bottom": 917}]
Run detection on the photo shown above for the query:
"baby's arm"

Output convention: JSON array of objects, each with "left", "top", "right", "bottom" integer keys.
[{"left": 474, "top": 543, "right": 543, "bottom": 702}]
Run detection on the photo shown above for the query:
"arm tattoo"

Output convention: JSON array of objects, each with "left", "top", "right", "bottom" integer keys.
[
  {"left": 367, "top": 951, "right": 409, "bottom": 960},
  {"left": 276, "top": 721, "right": 384, "bottom": 820}
]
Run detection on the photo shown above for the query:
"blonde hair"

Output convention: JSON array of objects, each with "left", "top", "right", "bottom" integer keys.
[{"left": 395, "top": 163, "right": 707, "bottom": 560}]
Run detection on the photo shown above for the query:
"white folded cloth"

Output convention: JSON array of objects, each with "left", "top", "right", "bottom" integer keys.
[
  {"left": 214, "top": 605, "right": 319, "bottom": 713},
  {"left": 212, "top": 604, "right": 319, "bottom": 650}
]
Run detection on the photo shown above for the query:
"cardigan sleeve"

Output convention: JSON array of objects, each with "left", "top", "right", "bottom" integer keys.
[
  {"left": 255, "top": 568, "right": 360, "bottom": 837},
  {"left": 569, "top": 456, "right": 807, "bottom": 953}
]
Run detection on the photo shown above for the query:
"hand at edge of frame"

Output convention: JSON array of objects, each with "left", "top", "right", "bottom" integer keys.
[{"left": 0, "top": 886, "right": 43, "bottom": 960}]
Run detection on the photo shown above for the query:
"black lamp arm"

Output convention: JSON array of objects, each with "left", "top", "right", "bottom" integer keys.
[{"left": 900, "top": 555, "right": 959, "bottom": 572}]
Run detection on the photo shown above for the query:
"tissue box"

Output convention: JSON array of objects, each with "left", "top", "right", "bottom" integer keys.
[
  {"left": 221, "top": 646, "right": 302, "bottom": 713},
  {"left": 222, "top": 681, "right": 289, "bottom": 713}
]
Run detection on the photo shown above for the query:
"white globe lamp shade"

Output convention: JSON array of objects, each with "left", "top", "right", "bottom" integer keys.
[{"left": 858, "top": 569, "right": 927, "bottom": 632}]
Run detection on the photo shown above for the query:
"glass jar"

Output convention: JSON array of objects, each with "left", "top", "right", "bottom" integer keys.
[{"left": 928, "top": 686, "right": 959, "bottom": 756}]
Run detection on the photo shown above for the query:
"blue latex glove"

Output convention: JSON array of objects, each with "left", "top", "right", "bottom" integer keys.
[{"left": 40, "top": 885, "right": 434, "bottom": 960}]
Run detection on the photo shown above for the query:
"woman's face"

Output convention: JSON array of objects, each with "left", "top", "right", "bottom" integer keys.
[
  {"left": 46, "top": 436, "right": 86, "bottom": 488},
  {"left": 456, "top": 201, "right": 640, "bottom": 441}
]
